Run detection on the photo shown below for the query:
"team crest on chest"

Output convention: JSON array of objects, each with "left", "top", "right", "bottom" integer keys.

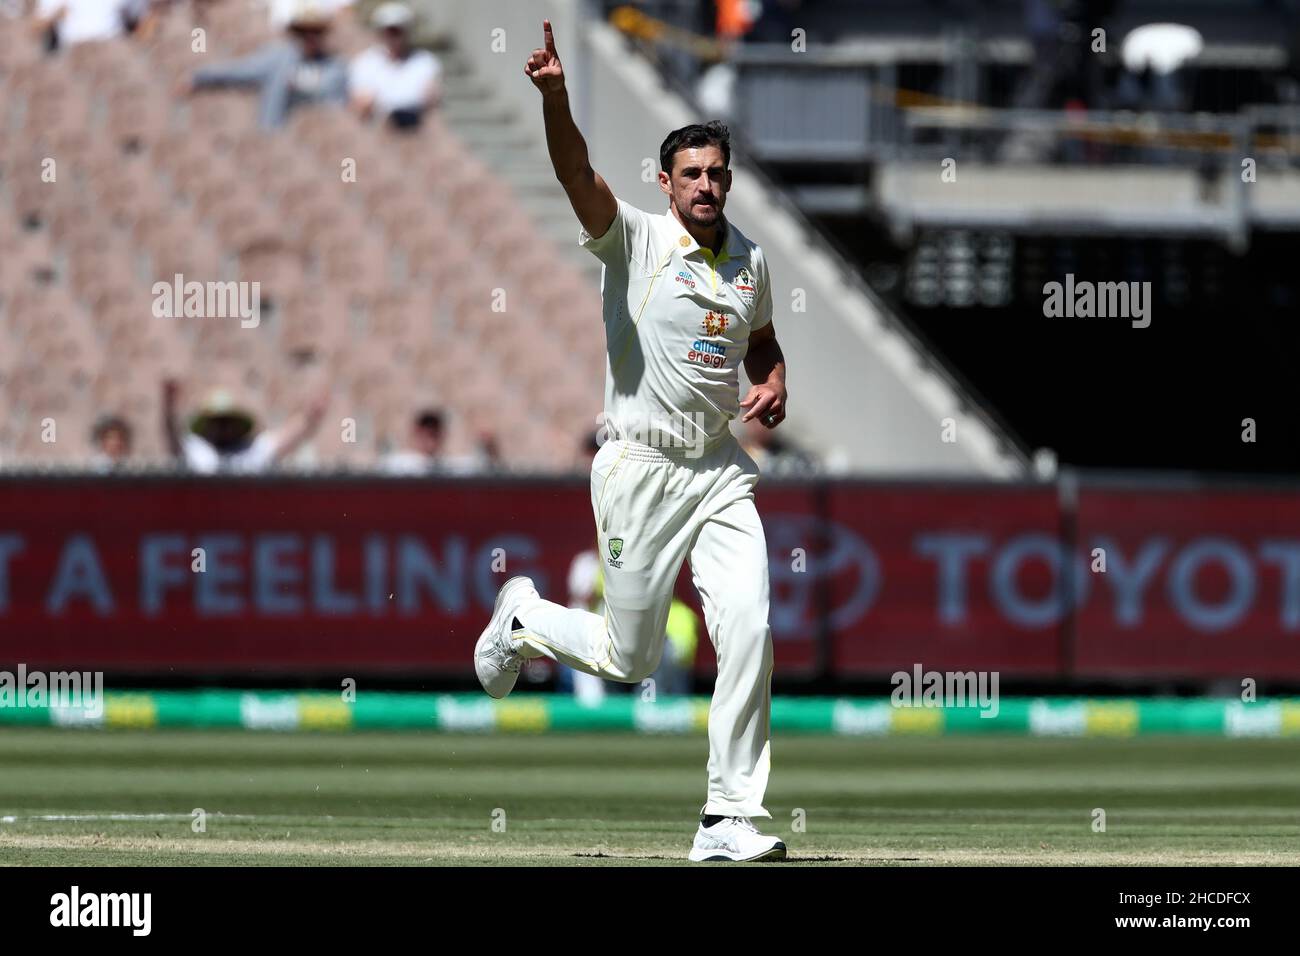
[
  {"left": 701, "top": 310, "right": 729, "bottom": 336},
  {"left": 733, "top": 267, "right": 756, "bottom": 307}
]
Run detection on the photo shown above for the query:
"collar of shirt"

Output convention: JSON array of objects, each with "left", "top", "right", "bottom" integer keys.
[{"left": 662, "top": 209, "right": 740, "bottom": 265}]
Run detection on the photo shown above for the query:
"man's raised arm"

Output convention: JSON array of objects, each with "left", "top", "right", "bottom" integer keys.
[{"left": 525, "top": 19, "right": 617, "bottom": 241}]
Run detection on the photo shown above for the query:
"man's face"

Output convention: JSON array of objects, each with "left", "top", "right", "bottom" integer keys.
[
  {"left": 292, "top": 24, "right": 329, "bottom": 56},
  {"left": 382, "top": 26, "right": 407, "bottom": 56},
  {"left": 203, "top": 416, "right": 250, "bottom": 451},
  {"left": 99, "top": 427, "right": 130, "bottom": 461},
  {"left": 414, "top": 424, "right": 443, "bottom": 456},
  {"left": 659, "top": 145, "right": 730, "bottom": 229}
]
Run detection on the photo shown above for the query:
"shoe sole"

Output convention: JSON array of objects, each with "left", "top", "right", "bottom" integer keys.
[
  {"left": 474, "top": 575, "right": 536, "bottom": 699},
  {"left": 688, "top": 842, "right": 788, "bottom": 863}
]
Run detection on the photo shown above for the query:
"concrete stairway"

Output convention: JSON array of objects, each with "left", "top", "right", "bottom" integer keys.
[{"left": 435, "top": 48, "right": 604, "bottom": 286}]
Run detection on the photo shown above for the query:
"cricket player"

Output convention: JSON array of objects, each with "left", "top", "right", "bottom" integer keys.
[{"left": 475, "top": 20, "right": 789, "bottom": 862}]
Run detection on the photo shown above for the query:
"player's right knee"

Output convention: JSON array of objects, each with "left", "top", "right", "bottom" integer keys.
[{"left": 604, "top": 641, "right": 660, "bottom": 683}]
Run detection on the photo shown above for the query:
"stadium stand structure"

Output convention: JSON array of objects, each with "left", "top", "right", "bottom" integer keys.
[{"left": 582, "top": 0, "right": 1300, "bottom": 475}]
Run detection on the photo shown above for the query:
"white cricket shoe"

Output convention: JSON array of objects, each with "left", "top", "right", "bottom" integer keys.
[
  {"left": 474, "top": 575, "right": 539, "bottom": 699},
  {"left": 688, "top": 816, "right": 787, "bottom": 862}
]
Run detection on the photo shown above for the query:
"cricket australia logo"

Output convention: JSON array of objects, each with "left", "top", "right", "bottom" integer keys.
[
  {"left": 607, "top": 537, "right": 624, "bottom": 568},
  {"left": 733, "top": 267, "right": 756, "bottom": 307},
  {"left": 701, "top": 310, "right": 729, "bottom": 336}
]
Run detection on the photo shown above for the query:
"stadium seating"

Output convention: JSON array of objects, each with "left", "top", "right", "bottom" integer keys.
[{"left": 0, "top": 6, "right": 605, "bottom": 470}]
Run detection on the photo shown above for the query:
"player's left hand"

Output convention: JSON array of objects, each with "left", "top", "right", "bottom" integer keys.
[{"left": 740, "top": 383, "right": 786, "bottom": 429}]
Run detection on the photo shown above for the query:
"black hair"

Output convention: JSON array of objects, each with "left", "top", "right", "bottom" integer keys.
[
  {"left": 659, "top": 120, "right": 731, "bottom": 175},
  {"left": 92, "top": 415, "right": 131, "bottom": 441},
  {"left": 415, "top": 410, "right": 444, "bottom": 431}
]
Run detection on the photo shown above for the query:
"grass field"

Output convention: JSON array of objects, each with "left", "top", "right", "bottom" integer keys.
[{"left": 2, "top": 729, "right": 1299, "bottom": 866}]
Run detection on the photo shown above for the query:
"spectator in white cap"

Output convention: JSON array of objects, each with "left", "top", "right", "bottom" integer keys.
[
  {"left": 180, "top": 1, "right": 350, "bottom": 129},
  {"left": 162, "top": 379, "right": 329, "bottom": 474},
  {"left": 267, "top": 0, "right": 352, "bottom": 29},
  {"left": 349, "top": 2, "right": 442, "bottom": 130},
  {"left": 32, "top": 0, "right": 152, "bottom": 49}
]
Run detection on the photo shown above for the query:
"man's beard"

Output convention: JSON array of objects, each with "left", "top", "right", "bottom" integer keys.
[{"left": 678, "top": 196, "right": 721, "bottom": 227}]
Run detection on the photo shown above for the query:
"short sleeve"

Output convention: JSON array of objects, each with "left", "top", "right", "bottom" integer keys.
[
  {"left": 233, "top": 431, "right": 280, "bottom": 473},
  {"left": 348, "top": 50, "right": 377, "bottom": 96},
  {"left": 181, "top": 434, "right": 219, "bottom": 474},
  {"left": 750, "top": 248, "right": 773, "bottom": 331},
  {"left": 579, "top": 198, "right": 654, "bottom": 269},
  {"left": 418, "top": 52, "right": 441, "bottom": 88},
  {"left": 567, "top": 550, "right": 600, "bottom": 605}
]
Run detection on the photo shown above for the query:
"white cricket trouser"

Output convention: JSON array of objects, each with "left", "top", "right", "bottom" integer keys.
[{"left": 514, "top": 435, "right": 774, "bottom": 818}]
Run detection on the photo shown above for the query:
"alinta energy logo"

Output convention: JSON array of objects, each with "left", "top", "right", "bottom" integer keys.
[
  {"left": 0, "top": 664, "right": 103, "bottom": 719},
  {"left": 674, "top": 270, "right": 697, "bottom": 290},
  {"left": 688, "top": 311, "right": 731, "bottom": 370}
]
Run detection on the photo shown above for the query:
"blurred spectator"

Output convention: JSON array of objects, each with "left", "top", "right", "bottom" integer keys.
[
  {"left": 696, "top": 61, "right": 736, "bottom": 121},
  {"left": 562, "top": 540, "right": 699, "bottom": 700},
  {"left": 651, "top": 598, "right": 699, "bottom": 697},
  {"left": 163, "top": 380, "right": 327, "bottom": 473},
  {"left": 475, "top": 430, "right": 504, "bottom": 470},
  {"left": 349, "top": 2, "right": 441, "bottom": 130},
  {"left": 713, "top": 0, "right": 756, "bottom": 42},
  {"left": 562, "top": 546, "right": 611, "bottom": 705},
  {"left": 380, "top": 409, "right": 487, "bottom": 475},
  {"left": 1115, "top": 23, "right": 1203, "bottom": 114},
  {"left": 179, "top": 3, "right": 348, "bottom": 129},
  {"left": 267, "top": 0, "right": 350, "bottom": 29},
  {"left": 89, "top": 415, "right": 133, "bottom": 471},
  {"left": 32, "top": 0, "right": 151, "bottom": 48},
  {"left": 1015, "top": 0, "right": 1119, "bottom": 111},
  {"left": 747, "top": 0, "right": 801, "bottom": 44},
  {"left": 576, "top": 430, "right": 601, "bottom": 471},
  {"left": 739, "top": 416, "right": 816, "bottom": 475},
  {"left": 1012, "top": 0, "right": 1063, "bottom": 110}
]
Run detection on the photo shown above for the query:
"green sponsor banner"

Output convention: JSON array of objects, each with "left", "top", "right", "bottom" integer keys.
[{"left": 3, "top": 692, "right": 1299, "bottom": 736}]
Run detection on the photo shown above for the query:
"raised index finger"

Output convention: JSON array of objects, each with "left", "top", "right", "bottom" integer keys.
[{"left": 543, "top": 19, "right": 557, "bottom": 55}]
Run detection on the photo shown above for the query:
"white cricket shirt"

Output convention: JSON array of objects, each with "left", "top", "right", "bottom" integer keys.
[
  {"left": 349, "top": 46, "right": 441, "bottom": 115},
  {"left": 182, "top": 433, "right": 278, "bottom": 474},
  {"left": 579, "top": 199, "right": 773, "bottom": 451},
  {"left": 37, "top": 0, "right": 141, "bottom": 45}
]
